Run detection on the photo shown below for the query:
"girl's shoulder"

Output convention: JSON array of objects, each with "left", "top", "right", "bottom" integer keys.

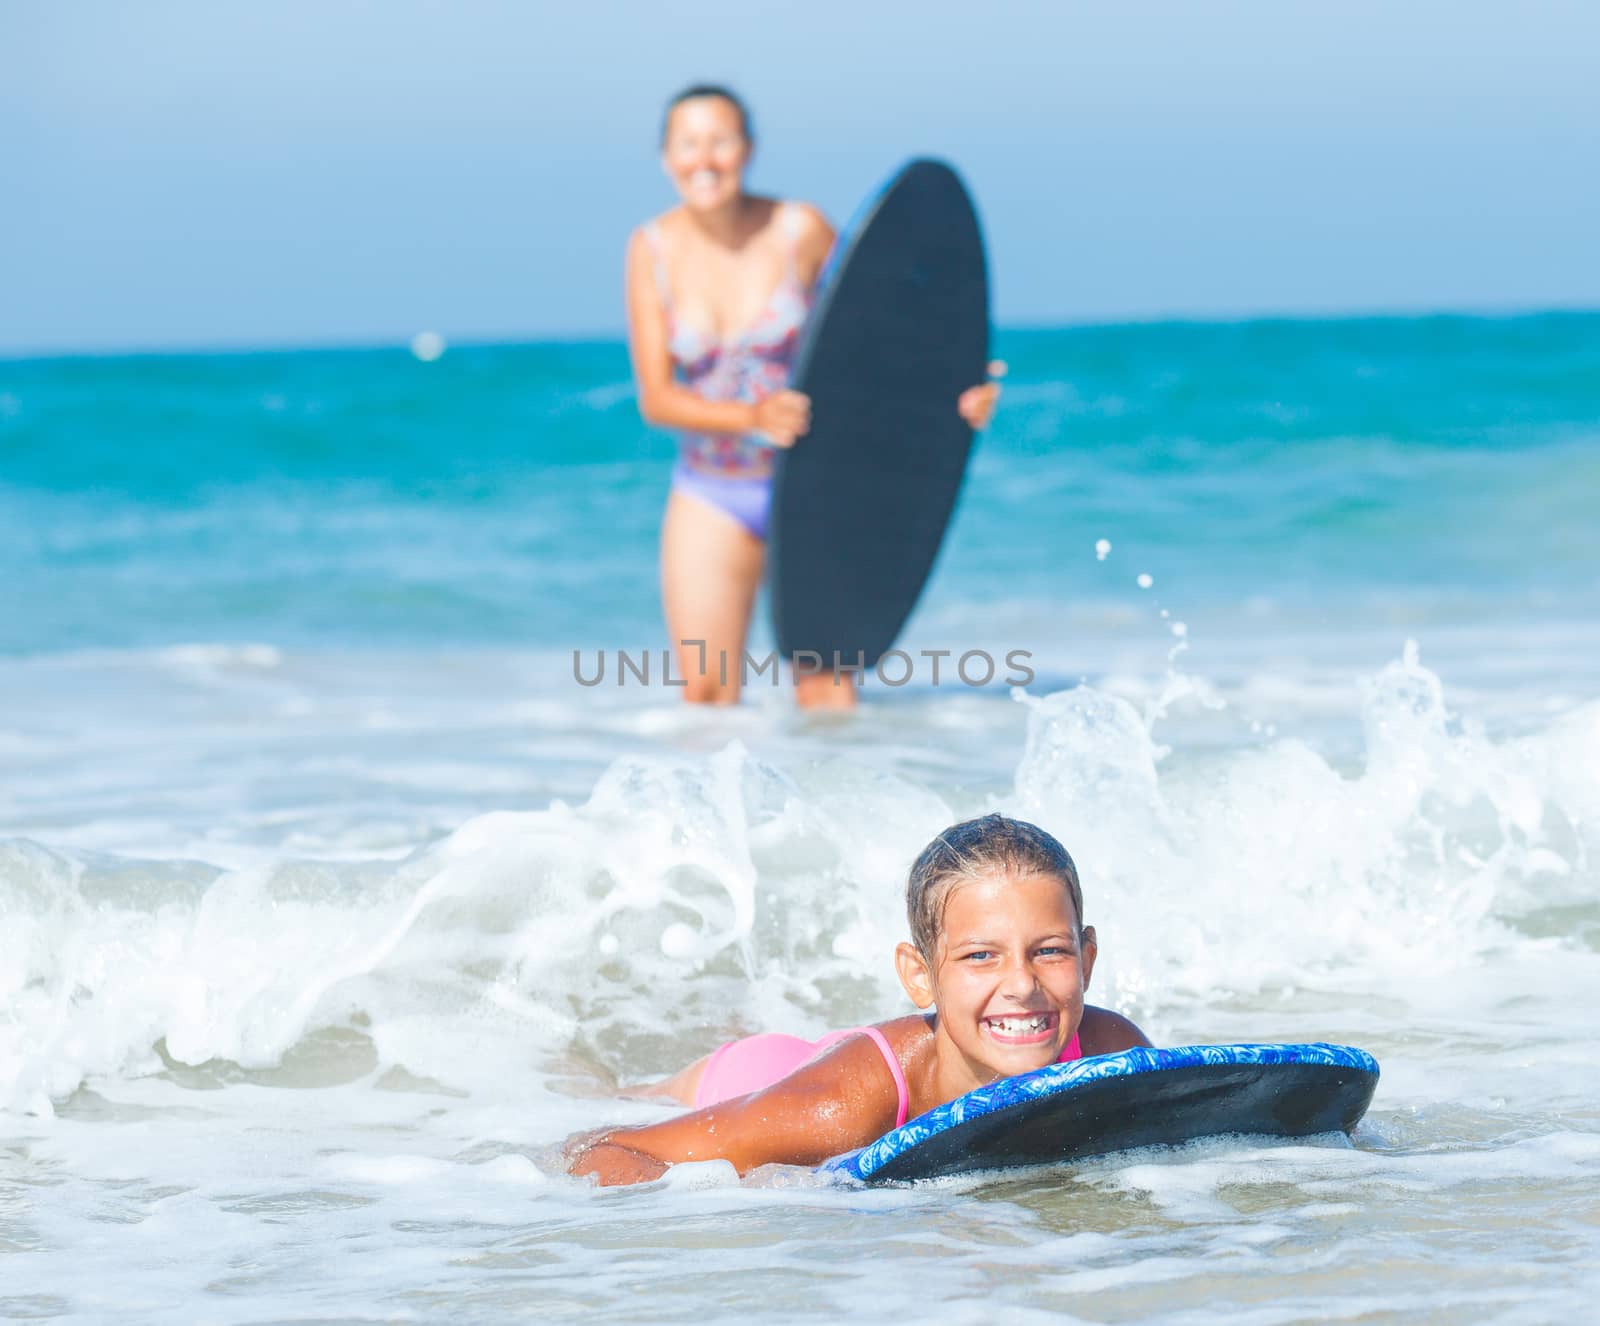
[
  {"left": 811, "top": 1017, "right": 930, "bottom": 1099},
  {"left": 814, "top": 1016, "right": 929, "bottom": 1077},
  {"left": 870, "top": 1013, "right": 936, "bottom": 1074},
  {"left": 1078, "top": 1004, "right": 1153, "bottom": 1055},
  {"left": 875, "top": 1012, "right": 935, "bottom": 1044}
]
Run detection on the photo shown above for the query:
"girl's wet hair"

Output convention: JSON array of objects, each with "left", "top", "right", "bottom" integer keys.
[
  {"left": 907, "top": 814, "right": 1083, "bottom": 961},
  {"left": 660, "top": 83, "right": 754, "bottom": 146}
]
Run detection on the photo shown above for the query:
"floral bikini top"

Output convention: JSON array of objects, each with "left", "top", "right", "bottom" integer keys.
[{"left": 643, "top": 204, "right": 811, "bottom": 478}]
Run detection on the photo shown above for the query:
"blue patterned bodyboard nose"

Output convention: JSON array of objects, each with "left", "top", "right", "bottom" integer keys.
[{"left": 821, "top": 1042, "right": 1379, "bottom": 1185}]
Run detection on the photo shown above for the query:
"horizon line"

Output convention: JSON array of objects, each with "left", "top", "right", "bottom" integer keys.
[{"left": 4, "top": 301, "right": 1597, "bottom": 365}]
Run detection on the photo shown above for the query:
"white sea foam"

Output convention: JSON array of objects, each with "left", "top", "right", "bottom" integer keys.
[
  {"left": 2, "top": 645, "right": 1597, "bottom": 1321},
  {"left": 3, "top": 649, "right": 1594, "bottom": 1114}
]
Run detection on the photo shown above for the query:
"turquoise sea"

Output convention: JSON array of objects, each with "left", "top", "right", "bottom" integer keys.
[
  {"left": 6, "top": 314, "right": 1598, "bottom": 660},
  {"left": 3, "top": 314, "right": 1599, "bottom": 1322}
]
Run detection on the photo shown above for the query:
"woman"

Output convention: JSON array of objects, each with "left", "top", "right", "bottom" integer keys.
[{"left": 626, "top": 85, "right": 999, "bottom": 709}]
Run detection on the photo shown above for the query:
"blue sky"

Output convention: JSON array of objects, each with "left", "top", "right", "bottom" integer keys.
[{"left": 4, "top": 0, "right": 1598, "bottom": 354}]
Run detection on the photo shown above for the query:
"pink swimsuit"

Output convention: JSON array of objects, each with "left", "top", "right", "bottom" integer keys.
[
  {"left": 694, "top": 1026, "right": 1085, "bottom": 1128},
  {"left": 641, "top": 204, "right": 811, "bottom": 540}
]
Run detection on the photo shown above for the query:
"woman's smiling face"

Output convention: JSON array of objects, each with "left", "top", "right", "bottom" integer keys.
[
  {"left": 661, "top": 95, "right": 749, "bottom": 213},
  {"left": 924, "top": 870, "right": 1097, "bottom": 1081}
]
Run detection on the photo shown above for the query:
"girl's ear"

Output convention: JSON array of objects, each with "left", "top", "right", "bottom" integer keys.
[
  {"left": 1080, "top": 925, "right": 1098, "bottom": 991},
  {"left": 895, "top": 942, "right": 936, "bottom": 1010}
]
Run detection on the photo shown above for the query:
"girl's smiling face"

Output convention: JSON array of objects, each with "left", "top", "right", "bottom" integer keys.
[
  {"left": 661, "top": 96, "right": 749, "bottom": 213},
  {"left": 897, "top": 869, "right": 1097, "bottom": 1085}
]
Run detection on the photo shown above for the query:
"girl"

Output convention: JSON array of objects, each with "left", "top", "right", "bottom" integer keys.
[
  {"left": 568, "top": 814, "right": 1150, "bottom": 1185},
  {"left": 627, "top": 85, "right": 1002, "bottom": 709}
]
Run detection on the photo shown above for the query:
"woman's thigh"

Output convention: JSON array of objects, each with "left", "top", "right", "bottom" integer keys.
[{"left": 660, "top": 489, "right": 766, "bottom": 703}]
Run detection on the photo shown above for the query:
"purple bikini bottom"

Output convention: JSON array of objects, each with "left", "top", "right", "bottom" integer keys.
[{"left": 670, "top": 462, "right": 774, "bottom": 541}]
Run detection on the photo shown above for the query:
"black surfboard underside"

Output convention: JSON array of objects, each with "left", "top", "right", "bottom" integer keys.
[{"left": 769, "top": 158, "right": 988, "bottom": 669}]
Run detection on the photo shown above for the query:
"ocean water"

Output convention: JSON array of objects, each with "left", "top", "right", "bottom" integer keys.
[{"left": 2, "top": 313, "right": 1598, "bottom": 1322}]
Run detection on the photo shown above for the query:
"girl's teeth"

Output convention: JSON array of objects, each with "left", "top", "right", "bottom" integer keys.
[{"left": 990, "top": 1015, "right": 1049, "bottom": 1035}]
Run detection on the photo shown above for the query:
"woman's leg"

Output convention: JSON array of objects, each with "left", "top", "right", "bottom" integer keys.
[
  {"left": 661, "top": 489, "right": 766, "bottom": 704},
  {"left": 795, "top": 668, "right": 859, "bottom": 710}
]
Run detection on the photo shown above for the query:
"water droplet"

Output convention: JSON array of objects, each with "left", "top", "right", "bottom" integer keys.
[{"left": 660, "top": 922, "right": 697, "bottom": 958}]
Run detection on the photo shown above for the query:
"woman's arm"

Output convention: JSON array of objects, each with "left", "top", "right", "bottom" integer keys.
[
  {"left": 958, "top": 363, "right": 1005, "bottom": 430},
  {"left": 568, "top": 1033, "right": 901, "bottom": 1186},
  {"left": 625, "top": 229, "right": 762, "bottom": 436}
]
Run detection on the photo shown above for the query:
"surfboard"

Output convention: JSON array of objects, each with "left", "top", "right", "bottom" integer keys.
[
  {"left": 821, "top": 1043, "right": 1379, "bottom": 1185},
  {"left": 768, "top": 158, "right": 988, "bottom": 671}
]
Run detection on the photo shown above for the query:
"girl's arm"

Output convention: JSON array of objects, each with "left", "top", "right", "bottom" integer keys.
[
  {"left": 568, "top": 1033, "right": 901, "bottom": 1187},
  {"left": 1079, "top": 1004, "right": 1153, "bottom": 1054}
]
